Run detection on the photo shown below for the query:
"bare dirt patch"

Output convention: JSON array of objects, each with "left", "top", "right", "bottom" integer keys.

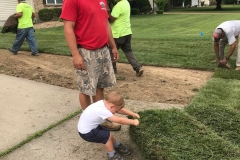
[
  {"left": 0, "top": 49, "right": 213, "bottom": 105},
  {"left": 0, "top": 21, "right": 213, "bottom": 106}
]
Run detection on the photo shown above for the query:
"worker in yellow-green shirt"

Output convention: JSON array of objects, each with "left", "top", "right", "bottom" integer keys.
[
  {"left": 109, "top": 0, "right": 143, "bottom": 77},
  {"left": 8, "top": 0, "right": 38, "bottom": 56}
]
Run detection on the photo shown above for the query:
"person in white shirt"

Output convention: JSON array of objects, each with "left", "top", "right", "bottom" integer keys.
[
  {"left": 78, "top": 91, "right": 140, "bottom": 160},
  {"left": 212, "top": 20, "right": 240, "bottom": 70}
]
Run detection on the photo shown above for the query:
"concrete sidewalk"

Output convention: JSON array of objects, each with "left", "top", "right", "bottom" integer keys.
[{"left": 0, "top": 74, "right": 183, "bottom": 160}]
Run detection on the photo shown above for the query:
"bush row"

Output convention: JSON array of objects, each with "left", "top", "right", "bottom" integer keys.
[
  {"left": 38, "top": 8, "right": 62, "bottom": 22},
  {"left": 38, "top": 1, "right": 162, "bottom": 21}
]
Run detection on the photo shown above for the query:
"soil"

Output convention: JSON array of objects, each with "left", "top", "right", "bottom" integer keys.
[{"left": 0, "top": 21, "right": 214, "bottom": 106}]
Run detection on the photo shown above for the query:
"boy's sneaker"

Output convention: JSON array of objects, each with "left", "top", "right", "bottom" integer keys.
[
  {"left": 136, "top": 68, "right": 144, "bottom": 77},
  {"left": 101, "top": 120, "right": 121, "bottom": 131},
  {"left": 115, "top": 143, "right": 130, "bottom": 155},
  {"left": 108, "top": 152, "right": 125, "bottom": 160}
]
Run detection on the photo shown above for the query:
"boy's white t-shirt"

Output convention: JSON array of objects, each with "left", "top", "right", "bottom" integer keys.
[
  {"left": 78, "top": 100, "right": 113, "bottom": 134},
  {"left": 214, "top": 20, "right": 240, "bottom": 45}
]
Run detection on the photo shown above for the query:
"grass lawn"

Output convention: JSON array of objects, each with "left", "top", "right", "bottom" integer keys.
[
  {"left": 167, "top": 4, "right": 240, "bottom": 12},
  {"left": 1, "top": 14, "right": 239, "bottom": 70},
  {"left": 1, "top": 8, "right": 240, "bottom": 159}
]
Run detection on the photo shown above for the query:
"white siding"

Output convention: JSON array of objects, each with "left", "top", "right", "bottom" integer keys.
[
  {"left": 191, "top": 0, "right": 210, "bottom": 6},
  {"left": 0, "top": 0, "right": 34, "bottom": 21},
  {"left": 192, "top": 0, "right": 198, "bottom": 6},
  {"left": 0, "top": 0, "right": 17, "bottom": 21}
]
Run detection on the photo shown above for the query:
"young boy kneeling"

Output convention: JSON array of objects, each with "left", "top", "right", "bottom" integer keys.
[{"left": 78, "top": 91, "right": 140, "bottom": 160}]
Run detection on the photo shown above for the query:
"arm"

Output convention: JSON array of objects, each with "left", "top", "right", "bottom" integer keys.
[
  {"left": 108, "top": 15, "right": 116, "bottom": 23},
  {"left": 14, "top": 12, "right": 22, "bottom": 18},
  {"left": 32, "top": 12, "right": 36, "bottom": 19},
  {"left": 213, "top": 41, "right": 220, "bottom": 63},
  {"left": 107, "top": 115, "right": 140, "bottom": 126},
  {"left": 117, "top": 108, "right": 140, "bottom": 118},
  {"left": 107, "top": 21, "right": 119, "bottom": 62},
  {"left": 63, "top": 20, "right": 85, "bottom": 70},
  {"left": 221, "top": 42, "right": 236, "bottom": 64}
]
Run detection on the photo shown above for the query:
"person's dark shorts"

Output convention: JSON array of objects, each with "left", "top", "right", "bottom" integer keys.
[{"left": 79, "top": 125, "right": 110, "bottom": 144}]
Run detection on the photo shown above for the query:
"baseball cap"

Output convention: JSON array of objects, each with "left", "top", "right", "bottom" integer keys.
[{"left": 212, "top": 28, "right": 223, "bottom": 39}]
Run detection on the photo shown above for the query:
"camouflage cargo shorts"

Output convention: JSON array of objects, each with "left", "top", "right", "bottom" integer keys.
[{"left": 76, "top": 46, "right": 116, "bottom": 96}]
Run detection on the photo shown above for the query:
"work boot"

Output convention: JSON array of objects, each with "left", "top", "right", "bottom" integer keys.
[
  {"left": 136, "top": 68, "right": 144, "bottom": 77},
  {"left": 8, "top": 48, "right": 17, "bottom": 55},
  {"left": 101, "top": 120, "right": 121, "bottom": 131}
]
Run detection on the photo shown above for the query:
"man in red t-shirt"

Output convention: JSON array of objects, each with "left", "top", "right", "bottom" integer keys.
[{"left": 60, "top": 0, "right": 120, "bottom": 131}]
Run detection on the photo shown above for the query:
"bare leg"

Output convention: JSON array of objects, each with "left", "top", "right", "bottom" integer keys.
[
  {"left": 79, "top": 88, "right": 103, "bottom": 110},
  {"left": 105, "top": 134, "right": 117, "bottom": 152},
  {"left": 92, "top": 88, "right": 104, "bottom": 102},
  {"left": 79, "top": 93, "right": 91, "bottom": 110}
]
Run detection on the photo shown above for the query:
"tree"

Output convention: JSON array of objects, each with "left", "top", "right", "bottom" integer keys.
[{"left": 215, "top": 0, "right": 222, "bottom": 10}]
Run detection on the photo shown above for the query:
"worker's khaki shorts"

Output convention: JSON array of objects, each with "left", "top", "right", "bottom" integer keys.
[{"left": 76, "top": 46, "right": 116, "bottom": 96}]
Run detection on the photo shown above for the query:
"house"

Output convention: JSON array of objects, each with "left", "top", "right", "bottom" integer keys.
[
  {"left": 191, "top": 0, "right": 212, "bottom": 7},
  {"left": 0, "top": 0, "right": 62, "bottom": 26}
]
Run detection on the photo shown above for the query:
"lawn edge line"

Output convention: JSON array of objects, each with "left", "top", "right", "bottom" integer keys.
[{"left": 0, "top": 109, "right": 82, "bottom": 158}]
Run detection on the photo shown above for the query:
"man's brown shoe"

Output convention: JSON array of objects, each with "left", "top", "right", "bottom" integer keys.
[
  {"left": 217, "top": 62, "right": 231, "bottom": 69},
  {"left": 225, "top": 63, "right": 231, "bottom": 69},
  {"left": 101, "top": 120, "right": 121, "bottom": 131},
  {"left": 235, "top": 66, "right": 240, "bottom": 71},
  {"left": 136, "top": 68, "right": 144, "bottom": 77}
]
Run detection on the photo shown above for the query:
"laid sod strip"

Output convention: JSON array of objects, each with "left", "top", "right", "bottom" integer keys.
[
  {"left": 0, "top": 109, "right": 81, "bottom": 158},
  {"left": 185, "top": 78, "right": 240, "bottom": 147},
  {"left": 186, "top": 78, "right": 240, "bottom": 111},
  {"left": 186, "top": 104, "right": 240, "bottom": 148},
  {"left": 213, "top": 68, "right": 240, "bottom": 80},
  {"left": 129, "top": 109, "right": 240, "bottom": 160}
]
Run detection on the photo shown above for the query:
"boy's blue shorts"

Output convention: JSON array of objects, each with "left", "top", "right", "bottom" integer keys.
[{"left": 79, "top": 125, "right": 110, "bottom": 144}]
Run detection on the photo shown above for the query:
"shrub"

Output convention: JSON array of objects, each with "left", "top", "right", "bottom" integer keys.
[
  {"left": 155, "top": 0, "right": 170, "bottom": 11},
  {"left": 53, "top": 8, "right": 62, "bottom": 18},
  {"left": 156, "top": 10, "right": 164, "bottom": 14},
  {"left": 140, "top": 6, "right": 152, "bottom": 14},
  {"left": 131, "top": 8, "right": 141, "bottom": 15},
  {"left": 38, "top": 8, "right": 54, "bottom": 22},
  {"left": 58, "top": 17, "right": 63, "bottom": 22},
  {"left": 129, "top": 0, "right": 152, "bottom": 13},
  {"left": 223, "top": 0, "right": 236, "bottom": 4}
]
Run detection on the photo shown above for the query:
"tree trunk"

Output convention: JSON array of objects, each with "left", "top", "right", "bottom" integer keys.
[{"left": 215, "top": 0, "right": 222, "bottom": 10}]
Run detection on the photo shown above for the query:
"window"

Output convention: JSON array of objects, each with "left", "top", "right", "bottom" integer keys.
[{"left": 46, "top": 0, "right": 63, "bottom": 5}]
